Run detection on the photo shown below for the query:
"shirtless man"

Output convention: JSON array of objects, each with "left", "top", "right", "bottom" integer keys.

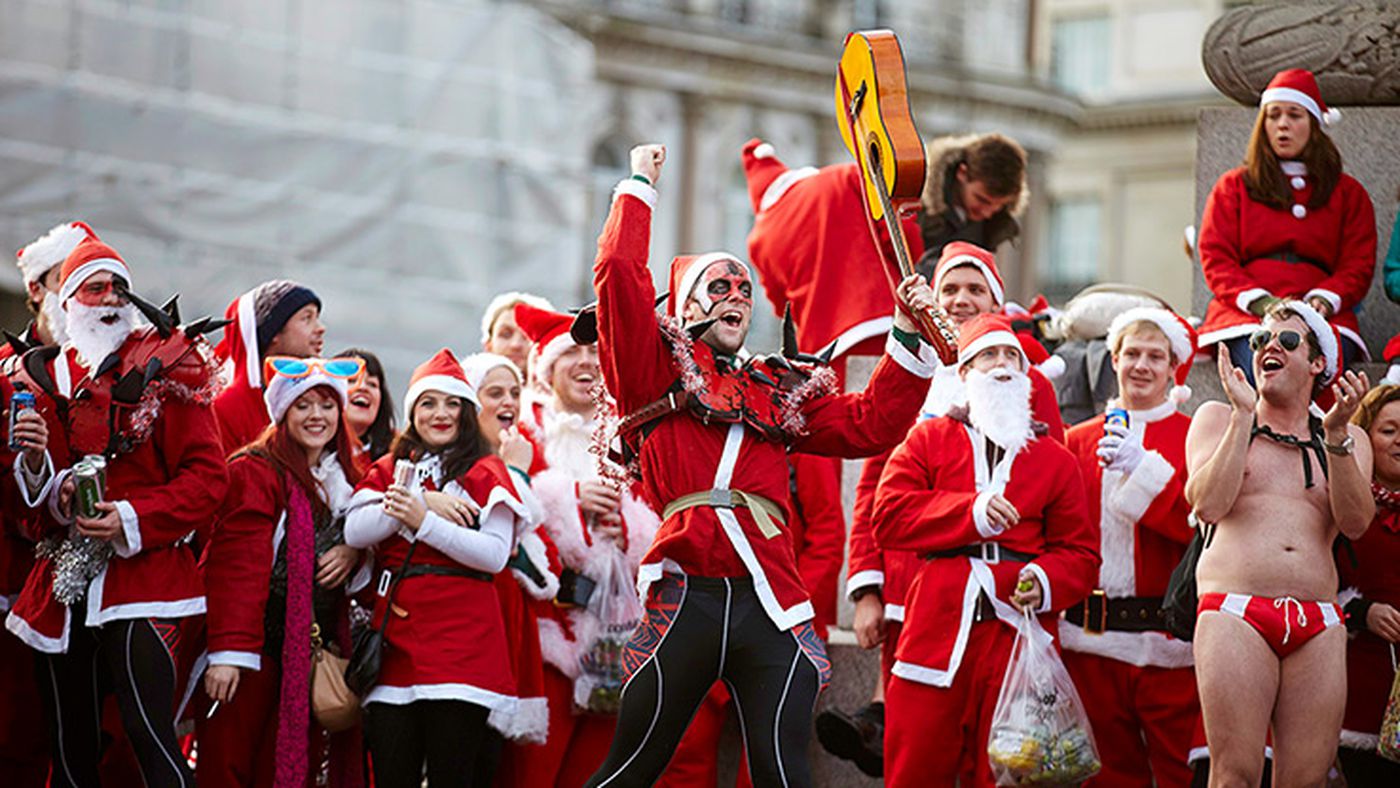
[{"left": 1185, "top": 301, "right": 1374, "bottom": 787}]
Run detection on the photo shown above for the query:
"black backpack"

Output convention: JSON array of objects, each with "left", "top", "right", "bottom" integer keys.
[{"left": 1161, "top": 516, "right": 1216, "bottom": 642}]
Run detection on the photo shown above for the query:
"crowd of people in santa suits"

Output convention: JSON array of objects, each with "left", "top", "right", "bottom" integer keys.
[{"left": 0, "top": 64, "right": 1398, "bottom": 788}]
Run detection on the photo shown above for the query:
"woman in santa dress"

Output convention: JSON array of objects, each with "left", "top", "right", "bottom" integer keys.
[
  {"left": 198, "top": 356, "right": 369, "bottom": 787},
  {"left": 1337, "top": 384, "right": 1400, "bottom": 784},
  {"left": 1197, "top": 67, "right": 1376, "bottom": 384},
  {"left": 345, "top": 348, "right": 530, "bottom": 788}
]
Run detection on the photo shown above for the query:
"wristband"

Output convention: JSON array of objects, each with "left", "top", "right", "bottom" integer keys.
[{"left": 631, "top": 173, "right": 652, "bottom": 186}]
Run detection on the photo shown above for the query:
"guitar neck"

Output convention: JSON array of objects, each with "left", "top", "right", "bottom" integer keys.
[{"left": 866, "top": 155, "right": 917, "bottom": 278}]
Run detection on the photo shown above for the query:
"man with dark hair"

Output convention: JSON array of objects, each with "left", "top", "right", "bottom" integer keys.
[
  {"left": 212, "top": 280, "right": 325, "bottom": 454},
  {"left": 1186, "top": 300, "right": 1373, "bottom": 786},
  {"left": 914, "top": 133, "right": 1027, "bottom": 269}
]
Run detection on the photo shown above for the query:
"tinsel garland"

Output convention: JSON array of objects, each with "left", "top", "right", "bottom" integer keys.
[
  {"left": 37, "top": 533, "right": 114, "bottom": 605},
  {"left": 777, "top": 365, "right": 838, "bottom": 437},
  {"left": 125, "top": 371, "right": 219, "bottom": 448},
  {"left": 657, "top": 316, "right": 706, "bottom": 396},
  {"left": 588, "top": 380, "right": 633, "bottom": 489}
]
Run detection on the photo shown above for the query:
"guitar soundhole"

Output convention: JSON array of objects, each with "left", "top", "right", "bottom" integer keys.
[{"left": 867, "top": 140, "right": 882, "bottom": 169}]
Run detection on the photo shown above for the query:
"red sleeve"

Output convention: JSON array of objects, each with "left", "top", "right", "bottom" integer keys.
[
  {"left": 1311, "top": 176, "right": 1377, "bottom": 312},
  {"left": 1030, "top": 369, "right": 1065, "bottom": 444},
  {"left": 593, "top": 188, "right": 683, "bottom": 415},
  {"left": 846, "top": 449, "right": 892, "bottom": 588},
  {"left": 790, "top": 454, "right": 845, "bottom": 625},
  {"left": 1198, "top": 170, "right": 1268, "bottom": 306},
  {"left": 126, "top": 398, "right": 230, "bottom": 550},
  {"left": 872, "top": 421, "right": 986, "bottom": 552},
  {"left": 1027, "top": 451, "right": 1100, "bottom": 614},
  {"left": 792, "top": 351, "right": 928, "bottom": 458},
  {"left": 1134, "top": 456, "right": 1192, "bottom": 546},
  {"left": 358, "top": 456, "right": 394, "bottom": 494},
  {"left": 204, "top": 456, "right": 278, "bottom": 657}
]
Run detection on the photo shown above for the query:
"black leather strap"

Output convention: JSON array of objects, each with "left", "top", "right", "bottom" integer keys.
[
  {"left": 1065, "top": 594, "right": 1168, "bottom": 633},
  {"left": 400, "top": 563, "right": 493, "bottom": 583},
  {"left": 923, "top": 543, "right": 1038, "bottom": 565}
]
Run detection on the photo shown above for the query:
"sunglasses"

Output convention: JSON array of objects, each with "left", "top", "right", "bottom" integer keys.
[
  {"left": 265, "top": 356, "right": 365, "bottom": 381},
  {"left": 1248, "top": 329, "right": 1303, "bottom": 353}
]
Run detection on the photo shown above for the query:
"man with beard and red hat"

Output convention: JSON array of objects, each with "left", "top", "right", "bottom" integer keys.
[
  {"left": 581, "top": 143, "right": 935, "bottom": 787},
  {"left": 502, "top": 299, "right": 662, "bottom": 787},
  {"left": 873, "top": 312, "right": 1097, "bottom": 787},
  {"left": 817, "top": 241, "right": 1065, "bottom": 776},
  {"left": 1060, "top": 307, "right": 1201, "bottom": 786},
  {"left": 0, "top": 220, "right": 97, "bottom": 785},
  {"left": 212, "top": 280, "right": 325, "bottom": 454},
  {"left": 2, "top": 235, "right": 228, "bottom": 787},
  {"left": 1186, "top": 301, "right": 1372, "bottom": 786}
]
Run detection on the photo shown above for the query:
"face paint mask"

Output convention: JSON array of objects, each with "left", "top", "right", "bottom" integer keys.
[{"left": 692, "top": 260, "right": 753, "bottom": 316}]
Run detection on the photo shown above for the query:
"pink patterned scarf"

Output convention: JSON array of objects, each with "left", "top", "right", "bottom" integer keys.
[{"left": 275, "top": 481, "right": 315, "bottom": 787}]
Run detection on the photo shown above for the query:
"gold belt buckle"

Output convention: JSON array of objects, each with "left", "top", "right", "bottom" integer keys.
[{"left": 1084, "top": 589, "right": 1107, "bottom": 635}]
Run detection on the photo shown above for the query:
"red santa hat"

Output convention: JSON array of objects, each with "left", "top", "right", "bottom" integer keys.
[
  {"left": 1106, "top": 306, "right": 1199, "bottom": 404},
  {"left": 462, "top": 352, "right": 522, "bottom": 391},
  {"left": 1015, "top": 332, "right": 1065, "bottom": 380},
  {"left": 57, "top": 236, "right": 131, "bottom": 306},
  {"left": 1280, "top": 299, "right": 1341, "bottom": 387},
  {"left": 932, "top": 241, "right": 1004, "bottom": 307},
  {"left": 404, "top": 348, "right": 477, "bottom": 419},
  {"left": 1260, "top": 68, "right": 1340, "bottom": 127},
  {"left": 480, "top": 291, "right": 554, "bottom": 346},
  {"left": 213, "top": 280, "right": 322, "bottom": 390},
  {"left": 513, "top": 302, "right": 579, "bottom": 392},
  {"left": 666, "top": 252, "right": 751, "bottom": 322},
  {"left": 1383, "top": 334, "right": 1400, "bottom": 387},
  {"left": 262, "top": 357, "right": 353, "bottom": 424},
  {"left": 740, "top": 138, "right": 818, "bottom": 214},
  {"left": 16, "top": 221, "right": 98, "bottom": 287},
  {"left": 957, "top": 313, "right": 1025, "bottom": 371}
]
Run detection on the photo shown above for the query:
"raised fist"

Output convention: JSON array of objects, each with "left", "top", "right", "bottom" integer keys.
[{"left": 630, "top": 144, "right": 666, "bottom": 185}]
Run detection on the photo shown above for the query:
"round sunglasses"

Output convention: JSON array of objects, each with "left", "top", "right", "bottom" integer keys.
[{"left": 1248, "top": 329, "right": 1303, "bottom": 353}]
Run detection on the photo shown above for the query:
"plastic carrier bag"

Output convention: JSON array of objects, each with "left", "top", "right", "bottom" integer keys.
[
  {"left": 988, "top": 608, "right": 1101, "bottom": 785},
  {"left": 573, "top": 547, "right": 644, "bottom": 713}
]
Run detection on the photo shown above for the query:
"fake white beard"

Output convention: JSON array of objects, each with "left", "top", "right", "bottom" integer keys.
[
  {"left": 542, "top": 405, "right": 599, "bottom": 480},
  {"left": 65, "top": 302, "right": 137, "bottom": 367},
  {"left": 40, "top": 291, "right": 69, "bottom": 346},
  {"left": 965, "top": 367, "right": 1033, "bottom": 453}
]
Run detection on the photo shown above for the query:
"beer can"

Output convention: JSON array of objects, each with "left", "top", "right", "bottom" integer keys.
[
  {"left": 83, "top": 454, "right": 107, "bottom": 492},
  {"left": 8, "top": 386, "right": 35, "bottom": 452},
  {"left": 74, "top": 461, "right": 103, "bottom": 520},
  {"left": 393, "top": 459, "right": 415, "bottom": 489},
  {"left": 1105, "top": 407, "right": 1130, "bottom": 432}
]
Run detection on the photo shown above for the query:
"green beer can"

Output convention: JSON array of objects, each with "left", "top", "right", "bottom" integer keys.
[{"left": 74, "top": 461, "right": 103, "bottom": 520}]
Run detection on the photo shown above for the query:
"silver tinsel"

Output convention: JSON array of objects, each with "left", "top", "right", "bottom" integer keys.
[{"left": 37, "top": 535, "right": 114, "bottom": 605}]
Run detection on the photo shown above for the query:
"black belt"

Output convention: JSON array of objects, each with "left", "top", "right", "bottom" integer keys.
[
  {"left": 400, "top": 564, "right": 493, "bottom": 583},
  {"left": 923, "top": 543, "right": 1038, "bottom": 565},
  {"left": 1064, "top": 591, "right": 1168, "bottom": 634},
  {"left": 1250, "top": 252, "right": 1326, "bottom": 272}
]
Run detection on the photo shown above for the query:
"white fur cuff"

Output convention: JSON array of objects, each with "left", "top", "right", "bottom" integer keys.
[
  {"left": 1235, "top": 288, "right": 1272, "bottom": 314},
  {"left": 1108, "top": 450, "right": 1175, "bottom": 523},
  {"left": 613, "top": 178, "right": 658, "bottom": 210},
  {"left": 973, "top": 490, "right": 1001, "bottom": 538}
]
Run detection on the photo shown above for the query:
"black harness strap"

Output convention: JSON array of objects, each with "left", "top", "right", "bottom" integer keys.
[{"left": 1250, "top": 415, "right": 1327, "bottom": 489}]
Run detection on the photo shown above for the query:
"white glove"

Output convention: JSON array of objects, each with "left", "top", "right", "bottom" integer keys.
[{"left": 1097, "top": 421, "right": 1145, "bottom": 475}]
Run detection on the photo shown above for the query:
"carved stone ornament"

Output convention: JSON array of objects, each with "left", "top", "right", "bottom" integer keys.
[{"left": 1203, "top": 2, "right": 1400, "bottom": 106}]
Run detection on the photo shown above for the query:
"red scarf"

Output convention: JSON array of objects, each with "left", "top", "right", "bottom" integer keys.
[
  {"left": 274, "top": 482, "right": 315, "bottom": 787},
  {"left": 1373, "top": 482, "right": 1400, "bottom": 534}
]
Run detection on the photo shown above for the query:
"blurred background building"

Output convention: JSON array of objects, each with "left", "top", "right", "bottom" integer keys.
[{"left": 0, "top": 0, "right": 1233, "bottom": 387}]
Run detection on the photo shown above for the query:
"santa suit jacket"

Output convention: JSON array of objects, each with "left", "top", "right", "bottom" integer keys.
[
  {"left": 1197, "top": 166, "right": 1376, "bottom": 351},
  {"left": 213, "top": 374, "right": 270, "bottom": 457},
  {"left": 873, "top": 416, "right": 1098, "bottom": 686},
  {"left": 1060, "top": 400, "right": 1194, "bottom": 668},
  {"left": 746, "top": 160, "right": 922, "bottom": 358},
  {"left": 345, "top": 453, "right": 527, "bottom": 729},
  {"left": 523, "top": 401, "right": 659, "bottom": 680},
  {"left": 595, "top": 180, "right": 934, "bottom": 631},
  {"left": 846, "top": 362, "right": 1065, "bottom": 622},
  {"left": 6, "top": 342, "right": 227, "bottom": 653},
  {"left": 202, "top": 451, "right": 362, "bottom": 672},
  {"left": 786, "top": 453, "right": 845, "bottom": 638},
  {"left": 0, "top": 335, "right": 47, "bottom": 612},
  {"left": 1337, "top": 505, "right": 1400, "bottom": 749}
]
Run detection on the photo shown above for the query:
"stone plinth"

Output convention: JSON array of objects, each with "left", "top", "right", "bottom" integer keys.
[{"left": 1192, "top": 107, "right": 1400, "bottom": 356}]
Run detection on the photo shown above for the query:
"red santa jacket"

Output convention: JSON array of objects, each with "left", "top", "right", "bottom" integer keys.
[
  {"left": 1337, "top": 504, "right": 1400, "bottom": 746},
  {"left": 1197, "top": 166, "right": 1376, "bottom": 351},
  {"left": 6, "top": 340, "right": 227, "bottom": 653},
  {"left": 846, "top": 362, "right": 1065, "bottom": 622},
  {"left": 345, "top": 453, "right": 527, "bottom": 728},
  {"left": 1060, "top": 400, "right": 1194, "bottom": 668},
  {"left": 594, "top": 181, "right": 933, "bottom": 631},
  {"left": 746, "top": 158, "right": 922, "bottom": 357},
  {"left": 213, "top": 375, "right": 270, "bottom": 457},
  {"left": 873, "top": 416, "right": 1098, "bottom": 686},
  {"left": 0, "top": 335, "right": 45, "bottom": 608},
  {"left": 202, "top": 451, "right": 360, "bottom": 671},
  {"left": 524, "top": 402, "right": 659, "bottom": 679},
  {"left": 786, "top": 453, "right": 845, "bottom": 638}
]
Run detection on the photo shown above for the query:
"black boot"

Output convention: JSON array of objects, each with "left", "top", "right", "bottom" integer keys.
[{"left": 815, "top": 701, "right": 884, "bottom": 777}]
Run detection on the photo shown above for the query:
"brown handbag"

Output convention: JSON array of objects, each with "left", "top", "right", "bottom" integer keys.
[{"left": 311, "top": 623, "right": 361, "bottom": 732}]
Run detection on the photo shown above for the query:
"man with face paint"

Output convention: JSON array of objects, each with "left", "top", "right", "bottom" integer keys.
[{"left": 582, "top": 144, "right": 936, "bottom": 787}]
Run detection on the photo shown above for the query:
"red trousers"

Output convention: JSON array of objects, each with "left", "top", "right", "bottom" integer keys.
[
  {"left": 0, "top": 628, "right": 48, "bottom": 786},
  {"left": 194, "top": 660, "right": 329, "bottom": 788},
  {"left": 1062, "top": 650, "right": 1198, "bottom": 788},
  {"left": 655, "top": 683, "right": 752, "bottom": 788},
  {"left": 886, "top": 621, "right": 1014, "bottom": 788},
  {"left": 502, "top": 665, "right": 616, "bottom": 788}
]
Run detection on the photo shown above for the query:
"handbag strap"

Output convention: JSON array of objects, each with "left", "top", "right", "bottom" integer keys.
[{"left": 374, "top": 540, "right": 419, "bottom": 640}]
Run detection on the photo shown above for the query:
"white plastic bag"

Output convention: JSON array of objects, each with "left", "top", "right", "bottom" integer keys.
[
  {"left": 988, "top": 608, "right": 1101, "bottom": 785},
  {"left": 573, "top": 546, "right": 644, "bottom": 713}
]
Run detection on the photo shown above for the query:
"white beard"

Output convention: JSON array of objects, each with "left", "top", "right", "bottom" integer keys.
[
  {"left": 541, "top": 405, "right": 598, "bottom": 480},
  {"left": 40, "top": 291, "right": 69, "bottom": 346},
  {"left": 65, "top": 302, "right": 137, "bottom": 368},
  {"left": 965, "top": 367, "right": 1033, "bottom": 453}
]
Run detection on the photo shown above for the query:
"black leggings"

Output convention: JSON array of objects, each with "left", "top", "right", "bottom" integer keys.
[
  {"left": 39, "top": 617, "right": 193, "bottom": 788},
  {"left": 585, "top": 575, "right": 830, "bottom": 788},
  {"left": 364, "top": 699, "right": 489, "bottom": 788}
]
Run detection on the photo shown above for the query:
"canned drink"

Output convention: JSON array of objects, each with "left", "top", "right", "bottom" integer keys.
[
  {"left": 393, "top": 459, "right": 415, "bottom": 489},
  {"left": 8, "top": 385, "right": 35, "bottom": 452},
  {"left": 1105, "top": 407, "right": 1130, "bottom": 432},
  {"left": 74, "top": 461, "right": 103, "bottom": 520},
  {"left": 83, "top": 455, "right": 107, "bottom": 492}
]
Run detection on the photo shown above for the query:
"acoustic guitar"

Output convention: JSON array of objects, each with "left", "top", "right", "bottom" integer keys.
[{"left": 836, "top": 30, "right": 959, "bottom": 365}]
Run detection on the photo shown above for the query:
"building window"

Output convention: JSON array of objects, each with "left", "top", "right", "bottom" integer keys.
[
  {"left": 1050, "top": 15, "right": 1111, "bottom": 96},
  {"left": 1044, "top": 197, "right": 1101, "bottom": 301}
]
